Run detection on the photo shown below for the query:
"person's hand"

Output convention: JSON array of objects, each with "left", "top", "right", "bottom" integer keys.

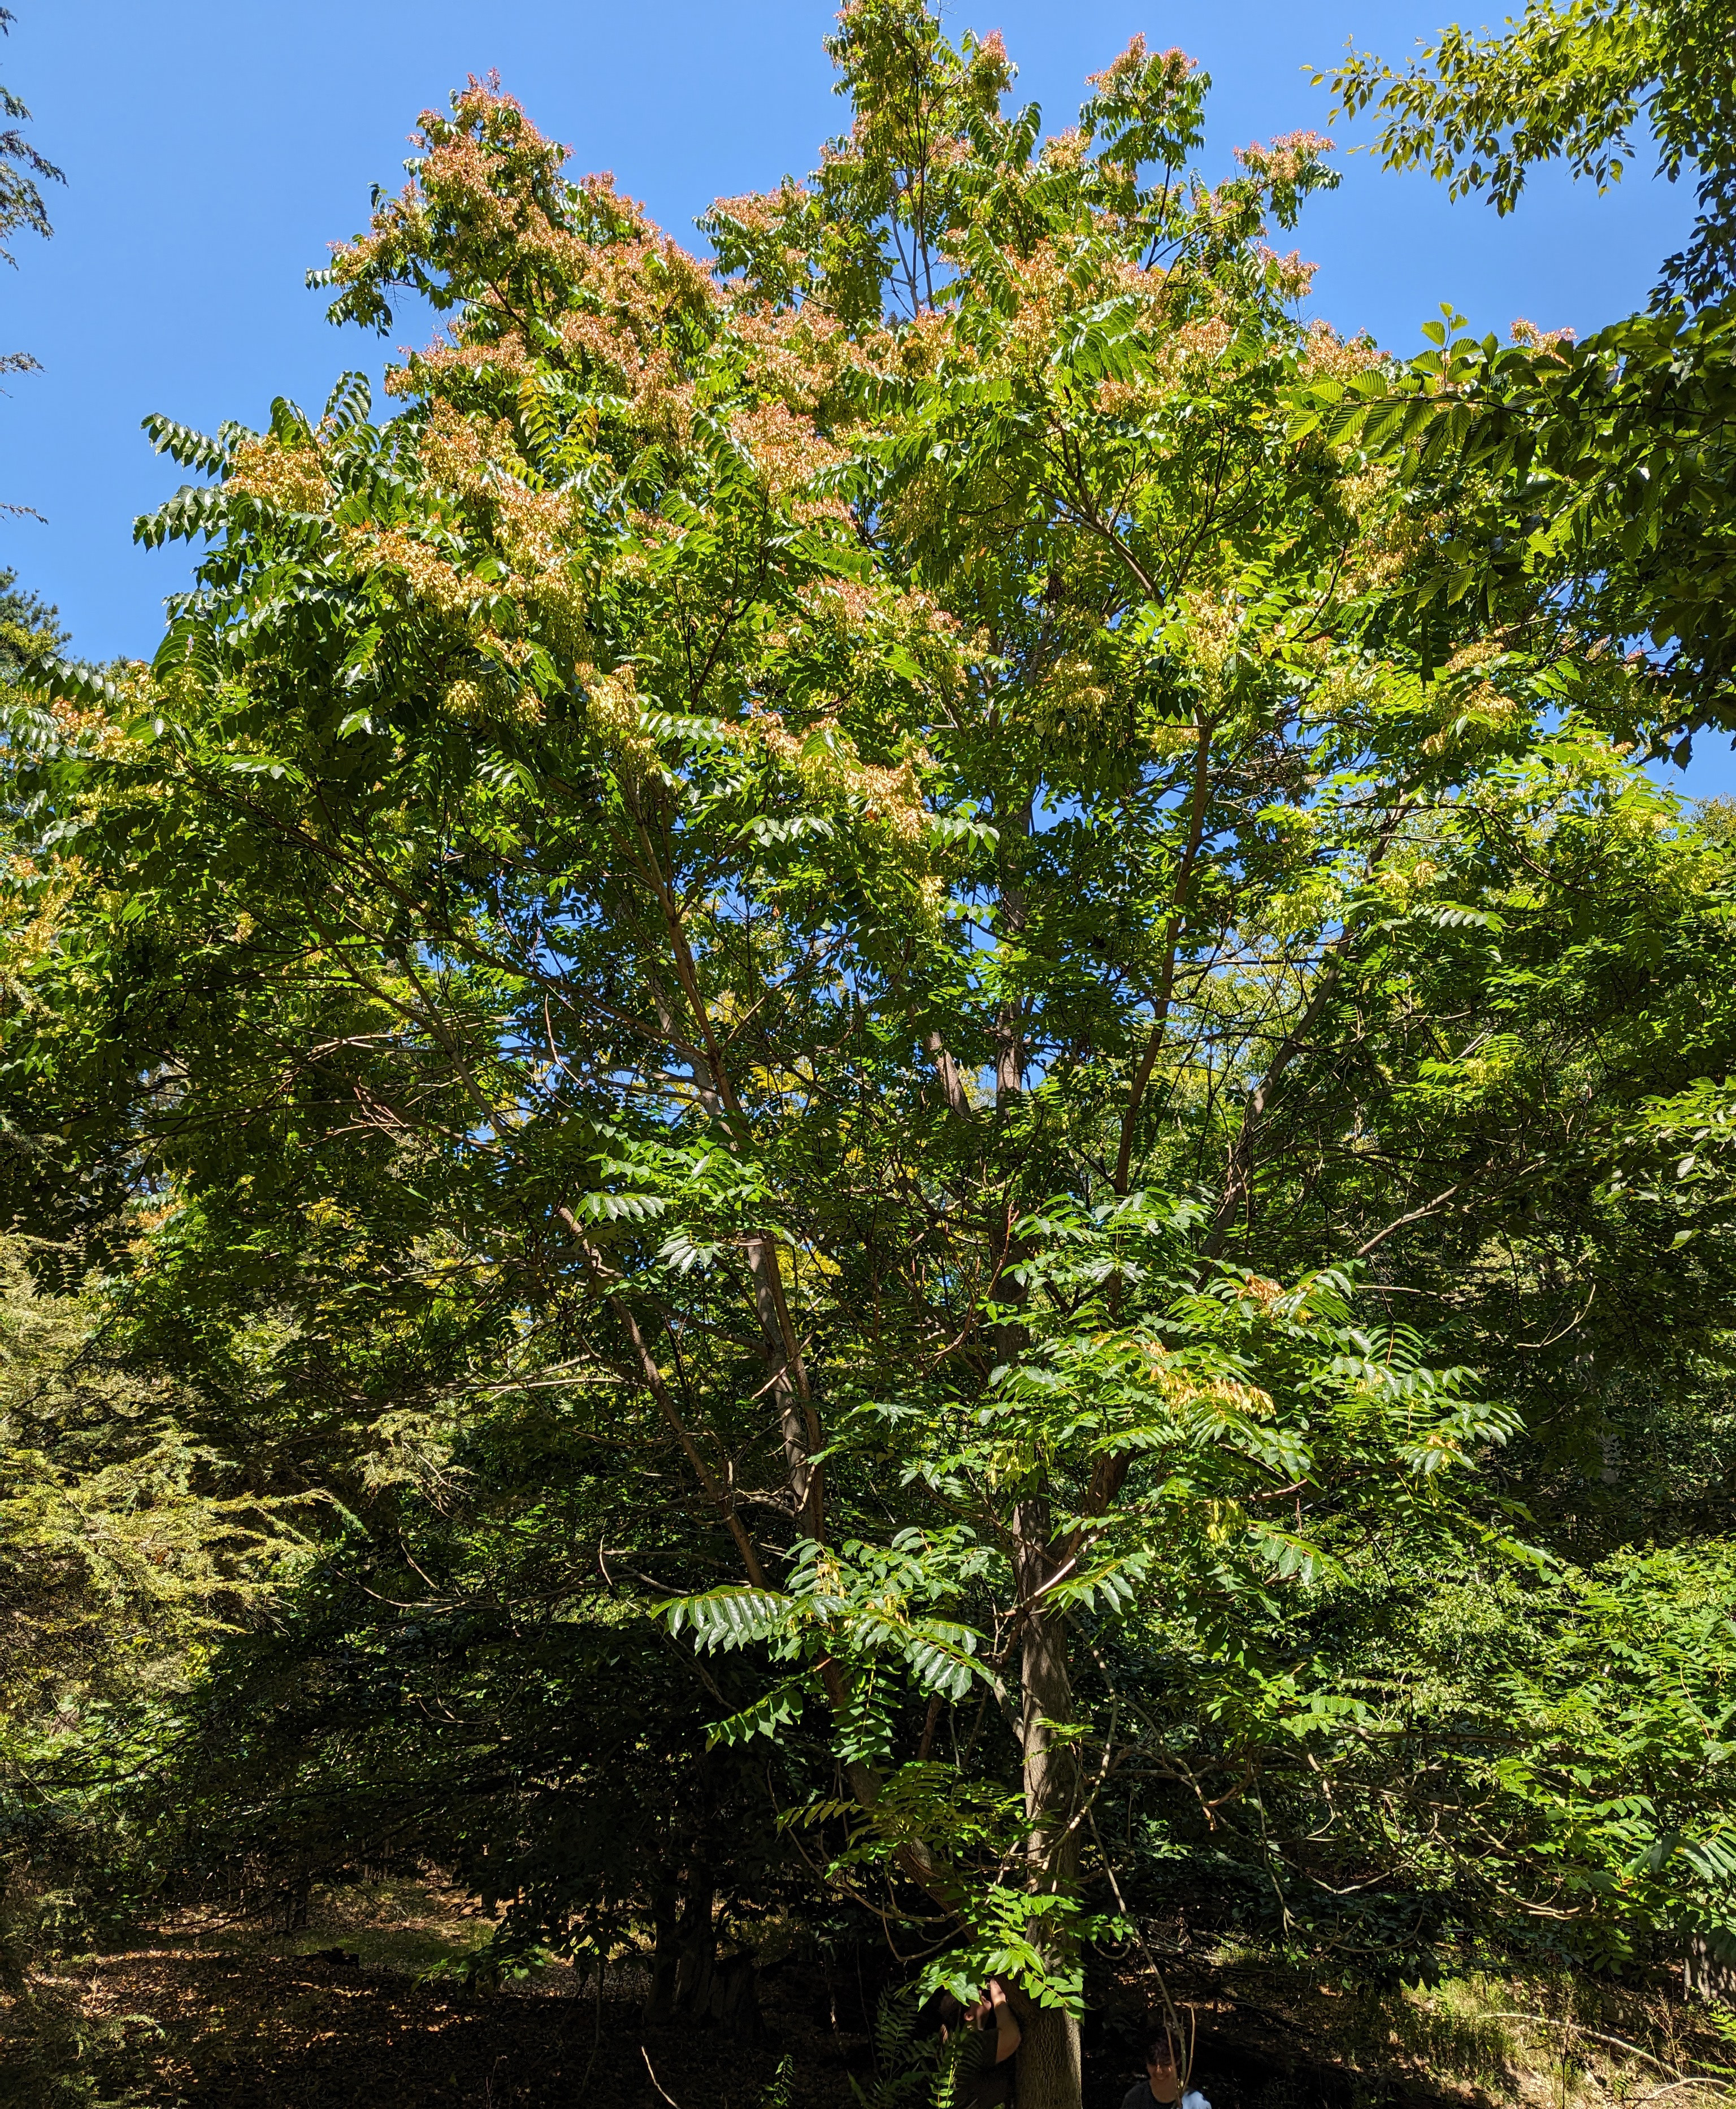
[{"left": 984, "top": 1978, "right": 1020, "bottom": 2064}]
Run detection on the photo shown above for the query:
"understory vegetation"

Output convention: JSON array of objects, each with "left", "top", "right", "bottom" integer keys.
[{"left": 4, "top": 3, "right": 1736, "bottom": 2104}]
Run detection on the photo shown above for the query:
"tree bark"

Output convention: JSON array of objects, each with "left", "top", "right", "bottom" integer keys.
[
  {"left": 1017, "top": 2000, "right": 1084, "bottom": 2109},
  {"left": 925, "top": 1030, "right": 974, "bottom": 1120},
  {"left": 990, "top": 794, "right": 1084, "bottom": 2109},
  {"left": 1014, "top": 1498, "right": 1083, "bottom": 2109},
  {"left": 645, "top": 1884, "right": 679, "bottom": 2024},
  {"left": 670, "top": 1867, "right": 717, "bottom": 2017}
]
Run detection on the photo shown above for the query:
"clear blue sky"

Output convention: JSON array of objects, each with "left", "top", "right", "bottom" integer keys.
[{"left": 5, "top": 0, "right": 1728, "bottom": 792}]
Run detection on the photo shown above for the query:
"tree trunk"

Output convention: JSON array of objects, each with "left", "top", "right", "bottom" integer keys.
[
  {"left": 1017, "top": 2000, "right": 1083, "bottom": 2109},
  {"left": 644, "top": 1859, "right": 719, "bottom": 2026},
  {"left": 1015, "top": 1498, "right": 1083, "bottom": 2109},
  {"left": 991, "top": 816, "right": 1083, "bottom": 2109},
  {"left": 706, "top": 1949, "right": 769, "bottom": 2043},
  {"left": 671, "top": 1869, "right": 717, "bottom": 2018},
  {"left": 645, "top": 1884, "right": 679, "bottom": 2024}
]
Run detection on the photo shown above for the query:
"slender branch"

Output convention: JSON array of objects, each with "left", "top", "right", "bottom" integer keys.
[
  {"left": 925, "top": 1031, "right": 975, "bottom": 1121},
  {"left": 1114, "top": 715, "right": 1217, "bottom": 1196},
  {"left": 1355, "top": 1181, "right": 1464, "bottom": 1257},
  {"left": 1204, "top": 809, "right": 1410, "bottom": 1258},
  {"left": 623, "top": 786, "right": 825, "bottom": 1540},
  {"left": 560, "top": 1208, "right": 767, "bottom": 1591}
]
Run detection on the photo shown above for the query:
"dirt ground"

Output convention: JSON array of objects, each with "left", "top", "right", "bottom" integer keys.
[{"left": 10, "top": 1882, "right": 1730, "bottom": 2109}]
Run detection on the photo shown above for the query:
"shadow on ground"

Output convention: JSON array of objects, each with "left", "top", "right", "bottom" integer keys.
[{"left": 11, "top": 1887, "right": 1709, "bottom": 2109}]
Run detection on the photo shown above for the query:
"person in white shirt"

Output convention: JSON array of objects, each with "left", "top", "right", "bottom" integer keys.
[{"left": 1118, "top": 2023, "right": 1209, "bottom": 2109}]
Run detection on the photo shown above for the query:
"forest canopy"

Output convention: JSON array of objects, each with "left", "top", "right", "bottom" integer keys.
[{"left": 3, "top": 6, "right": 1735, "bottom": 2107}]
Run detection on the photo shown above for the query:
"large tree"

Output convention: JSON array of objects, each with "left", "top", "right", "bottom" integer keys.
[{"left": 7, "top": 8, "right": 1735, "bottom": 2104}]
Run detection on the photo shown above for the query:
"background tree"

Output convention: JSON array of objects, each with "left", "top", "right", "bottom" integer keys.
[
  {"left": 0, "top": 569, "right": 59, "bottom": 676},
  {"left": 1327, "top": 0, "right": 1736, "bottom": 312},
  {"left": 1321, "top": 0, "right": 1736, "bottom": 745},
  {"left": 0, "top": 7, "right": 58, "bottom": 275},
  {"left": 1, "top": 1, "right": 63, "bottom": 519}
]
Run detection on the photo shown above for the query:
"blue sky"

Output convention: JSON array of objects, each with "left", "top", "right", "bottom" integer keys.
[{"left": 5, "top": 0, "right": 1728, "bottom": 793}]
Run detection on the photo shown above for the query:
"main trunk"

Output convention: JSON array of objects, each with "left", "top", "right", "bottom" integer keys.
[{"left": 1014, "top": 1498, "right": 1084, "bottom": 2109}]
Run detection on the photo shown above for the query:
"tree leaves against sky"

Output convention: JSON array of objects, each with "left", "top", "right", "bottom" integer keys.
[{"left": 3, "top": 7, "right": 1736, "bottom": 2100}]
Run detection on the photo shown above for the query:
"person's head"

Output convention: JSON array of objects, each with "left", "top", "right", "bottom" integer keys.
[{"left": 1140, "top": 2024, "right": 1179, "bottom": 2101}]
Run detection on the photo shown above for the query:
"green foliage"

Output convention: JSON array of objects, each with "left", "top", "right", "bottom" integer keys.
[
  {"left": 0, "top": 10, "right": 1731, "bottom": 2084},
  {"left": 1086, "top": 1531, "right": 1736, "bottom": 1969},
  {"left": 1325, "top": 0, "right": 1736, "bottom": 309},
  {"left": 0, "top": 570, "right": 62, "bottom": 678},
  {"left": 0, "top": 1, "right": 62, "bottom": 517},
  {"left": 0, "top": 7, "right": 59, "bottom": 276},
  {"left": 848, "top": 1989, "right": 972, "bottom": 2109},
  {"left": 0, "top": 1235, "right": 305, "bottom": 2105},
  {"left": 1325, "top": 2, "right": 1736, "bottom": 736},
  {"left": 0, "top": 1238, "right": 305, "bottom": 1755},
  {"left": 1292, "top": 301, "right": 1736, "bottom": 736}
]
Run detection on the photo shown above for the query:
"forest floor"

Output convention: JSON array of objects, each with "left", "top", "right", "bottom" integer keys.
[{"left": 7, "top": 1878, "right": 1735, "bottom": 2109}]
